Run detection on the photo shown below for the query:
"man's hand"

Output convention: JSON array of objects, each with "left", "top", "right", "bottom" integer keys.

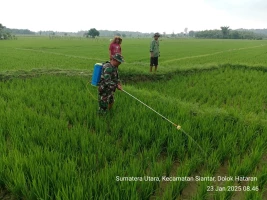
[
  {"left": 150, "top": 52, "right": 154, "bottom": 57},
  {"left": 117, "top": 84, "right": 122, "bottom": 90}
]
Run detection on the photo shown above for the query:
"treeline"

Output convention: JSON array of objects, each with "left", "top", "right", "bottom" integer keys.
[
  {"left": 0, "top": 24, "right": 17, "bottom": 39},
  {"left": 191, "top": 29, "right": 265, "bottom": 40},
  {"left": 239, "top": 28, "right": 267, "bottom": 35},
  {"left": 0, "top": 23, "right": 35, "bottom": 39},
  {"left": 78, "top": 30, "right": 153, "bottom": 38},
  {"left": 2, "top": 22, "right": 267, "bottom": 40},
  {"left": 7, "top": 28, "right": 35, "bottom": 35},
  {"left": 29, "top": 30, "right": 153, "bottom": 38}
]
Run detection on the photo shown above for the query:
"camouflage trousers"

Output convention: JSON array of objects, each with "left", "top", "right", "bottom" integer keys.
[{"left": 98, "top": 89, "right": 114, "bottom": 114}]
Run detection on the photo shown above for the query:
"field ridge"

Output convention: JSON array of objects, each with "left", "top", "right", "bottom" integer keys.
[{"left": 1, "top": 64, "right": 267, "bottom": 83}]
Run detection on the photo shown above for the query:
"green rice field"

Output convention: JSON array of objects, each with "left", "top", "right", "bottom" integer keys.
[{"left": 0, "top": 36, "right": 267, "bottom": 200}]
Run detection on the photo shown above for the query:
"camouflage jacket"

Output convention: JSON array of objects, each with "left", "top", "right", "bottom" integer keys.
[{"left": 99, "top": 62, "right": 120, "bottom": 92}]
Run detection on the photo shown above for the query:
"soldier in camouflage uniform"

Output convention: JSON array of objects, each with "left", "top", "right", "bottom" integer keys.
[{"left": 98, "top": 53, "right": 124, "bottom": 114}]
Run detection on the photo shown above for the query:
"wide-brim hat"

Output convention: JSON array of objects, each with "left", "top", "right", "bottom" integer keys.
[
  {"left": 112, "top": 53, "right": 124, "bottom": 63},
  {"left": 114, "top": 36, "right": 122, "bottom": 41},
  {"left": 154, "top": 32, "right": 160, "bottom": 37}
]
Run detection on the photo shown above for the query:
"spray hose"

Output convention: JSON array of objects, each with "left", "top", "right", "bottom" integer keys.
[
  {"left": 86, "top": 82, "right": 98, "bottom": 101},
  {"left": 122, "top": 89, "right": 181, "bottom": 129},
  {"left": 122, "top": 89, "right": 205, "bottom": 156}
]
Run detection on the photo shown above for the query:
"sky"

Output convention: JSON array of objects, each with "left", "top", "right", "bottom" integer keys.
[{"left": 1, "top": 0, "right": 266, "bottom": 34}]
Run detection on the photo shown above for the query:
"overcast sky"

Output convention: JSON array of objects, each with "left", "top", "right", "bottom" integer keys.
[{"left": 1, "top": 0, "right": 266, "bottom": 33}]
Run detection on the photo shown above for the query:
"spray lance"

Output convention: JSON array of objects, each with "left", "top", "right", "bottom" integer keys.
[
  {"left": 121, "top": 89, "right": 205, "bottom": 156},
  {"left": 122, "top": 89, "right": 181, "bottom": 130}
]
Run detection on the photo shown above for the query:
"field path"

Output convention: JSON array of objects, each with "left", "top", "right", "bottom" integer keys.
[
  {"left": 14, "top": 48, "right": 104, "bottom": 61},
  {"left": 14, "top": 48, "right": 149, "bottom": 66},
  {"left": 162, "top": 44, "right": 266, "bottom": 63}
]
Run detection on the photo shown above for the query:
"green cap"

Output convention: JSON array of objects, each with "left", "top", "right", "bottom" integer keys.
[{"left": 112, "top": 53, "right": 124, "bottom": 63}]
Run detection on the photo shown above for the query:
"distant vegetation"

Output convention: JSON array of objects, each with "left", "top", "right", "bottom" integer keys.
[
  {"left": 0, "top": 23, "right": 17, "bottom": 40},
  {"left": 241, "top": 28, "right": 267, "bottom": 36},
  {"left": 84, "top": 28, "right": 100, "bottom": 38},
  {"left": 191, "top": 27, "right": 265, "bottom": 40},
  {"left": 1, "top": 22, "right": 267, "bottom": 39},
  {"left": 7, "top": 28, "right": 35, "bottom": 35}
]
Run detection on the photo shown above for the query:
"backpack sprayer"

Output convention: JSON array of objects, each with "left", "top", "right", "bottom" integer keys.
[
  {"left": 85, "top": 63, "right": 103, "bottom": 101},
  {"left": 90, "top": 62, "right": 205, "bottom": 156},
  {"left": 91, "top": 63, "right": 104, "bottom": 86}
]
